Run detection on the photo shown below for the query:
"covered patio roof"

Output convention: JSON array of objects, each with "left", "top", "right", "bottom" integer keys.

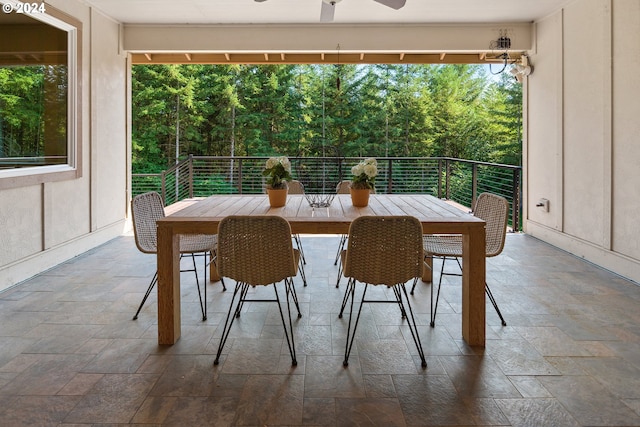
[{"left": 83, "top": 0, "right": 572, "bottom": 65}]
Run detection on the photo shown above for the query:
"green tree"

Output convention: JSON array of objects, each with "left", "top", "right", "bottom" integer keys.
[
  {"left": 0, "top": 66, "right": 45, "bottom": 158},
  {"left": 483, "top": 71, "right": 522, "bottom": 165},
  {"left": 427, "top": 65, "right": 489, "bottom": 160},
  {"left": 130, "top": 63, "right": 522, "bottom": 170}
]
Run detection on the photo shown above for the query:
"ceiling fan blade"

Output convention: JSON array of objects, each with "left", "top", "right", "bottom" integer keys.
[
  {"left": 320, "top": 1, "right": 336, "bottom": 22},
  {"left": 373, "top": 0, "right": 406, "bottom": 9}
]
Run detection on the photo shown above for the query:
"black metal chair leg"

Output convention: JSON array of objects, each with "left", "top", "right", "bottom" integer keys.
[
  {"left": 190, "top": 253, "right": 207, "bottom": 321},
  {"left": 287, "top": 276, "right": 303, "bottom": 318},
  {"left": 133, "top": 272, "right": 157, "bottom": 320},
  {"left": 214, "top": 281, "right": 247, "bottom": 365},
  {"left": 430, "top": 257, "right": 446, "bottom": 327},
  {"left": 298, "top": 257, "right": 308, "bottom": 287},
  {"left": 294, "top": 235, "right": 306, "bottom": 265},
  {"left": 338, "top": 278, "right": 355, "bottom": 318},
  {"left": 486, "top": 284, "right": 507, "bottom": 326},
  {"left": 276, "top": 279, "right": 298, "bottom": 365},
  {"left": 429, "top": 255, "right": 507, "bottom": 327},
  {"left": 391, "top": 285, "right": 407, "bottom": 318},
  {"left": 335, "top": 256, "right": 344, "bottom": 288},
  {"left": 334, "top": 235, "right": 347, "bottom": 265},
  {"left": 343, "top": 280, "right": 367, "bottom": 367},
  {"left": 233, "top": 284, "right": 250, "bottom": 318},
  {"left": 210, "top": 251, "right": 227, "bottom": 291},
  {"left": 397, "top": 283, "right": 427, "bottom": 368},
  {"left": 411, "top": 255, "right": 432, "bottom": 294}
]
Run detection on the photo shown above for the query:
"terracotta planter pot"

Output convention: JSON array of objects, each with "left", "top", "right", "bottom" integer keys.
[
  {"left": 349, "top": 188, "right": 370, "bottom": 207},
  {"left": 267, "top": 187, "right": 288, "bottom": 207}
]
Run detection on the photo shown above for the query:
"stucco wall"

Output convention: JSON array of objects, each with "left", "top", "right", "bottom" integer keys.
[
  {"left": 0, "top": 2, "right": 129, "bottom": 291},
  {"left": 612, "top": 0, "right": 640, "bottom": 260},
  {"left": 525, "top": 0, "right": 640, "bottom": 283}
]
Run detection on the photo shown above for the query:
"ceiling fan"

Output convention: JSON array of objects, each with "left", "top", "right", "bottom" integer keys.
[
  {"left": 320, "top": 0, "right": 407, "bottom": 22},
  {"left": 254, "top": 0, "right": 407, "bottom": 23},
  {"left": 321, "top": 0, "right": 406, "bottom": 22}
]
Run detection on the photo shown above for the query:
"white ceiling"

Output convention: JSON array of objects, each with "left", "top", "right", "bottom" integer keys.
[{"left": 83, "top": 0, "right": 572, "bottom": 25}]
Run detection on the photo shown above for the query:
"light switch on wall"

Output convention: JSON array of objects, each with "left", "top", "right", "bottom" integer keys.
[{"left": 536, "top": 198, "right": 550, "bottom": 212}]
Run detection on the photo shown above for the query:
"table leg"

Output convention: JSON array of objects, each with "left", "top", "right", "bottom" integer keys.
[
  {"left": 210, "top": 257, "right": 221, "bottom": 282},
  {"left": 421, "top": 256, "right": 433, "bottom": 283},
  {"left": 461, "top": 227, "right": 486, "bottom": 346},
  {"left": 157, "top": 226, "right": 181, "bottom": 345}
]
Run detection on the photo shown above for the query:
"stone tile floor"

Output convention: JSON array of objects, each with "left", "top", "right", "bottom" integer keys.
[{"left": 0, "top": 233, "right": 639, "bottom": 426}]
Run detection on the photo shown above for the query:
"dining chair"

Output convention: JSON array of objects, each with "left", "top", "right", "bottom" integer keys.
[
  {"left": 334, "top": 181, "right": 375, "bottom": 288},
  {"left": 130, "top": 191, "right": 222, "bottom": 321},
  {"left": 286, "top": 180, "right": 307, "bottom": 270},
  {"left": 333, "top": 180, "right": 351, "bottom": 272},
  {"left": 416, "top": 192, "right": 508, "bottom": 327},
  {"left": 338, "top": 215, "right": 427, "bottom": 368},
  {"left": 213, "top": 215, "right": 303, "bottom": 366},
  {"left": 287, "top": 179, "right": 305, "bottom": 194}
]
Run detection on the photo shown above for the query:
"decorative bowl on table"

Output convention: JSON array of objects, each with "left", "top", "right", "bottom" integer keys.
[{"left": 304, "top": 193, "right": 335, "bottom": 208}]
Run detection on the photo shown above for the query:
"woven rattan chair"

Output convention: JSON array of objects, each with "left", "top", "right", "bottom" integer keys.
[
  {"left": 333, "top": 180, "right": 352, "bottom": 271},
  {"left": 338, "top": 215, "right": 427, "bottom": 368},
  {"left": 213, "top": 215, "right": 303, "bottom": 366},
  {"left": 334, "top": 182, "right": 376, "bottom": 287},
  {"left": 131, "top": 191, "right": 221, "bottom": 321},
  {"left": 416, "top": 192, "right": 508, "bottom": 327},
  {"left": 287, "top": 179, "right": 305, "bottom": 194},
  {"left": 286, "top": 180, "right": 307, "bottom": 271}
]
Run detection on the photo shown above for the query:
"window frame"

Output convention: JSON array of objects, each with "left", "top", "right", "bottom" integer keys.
[{"left": 0, "top": 2, "right": 82, "bottom": 190}]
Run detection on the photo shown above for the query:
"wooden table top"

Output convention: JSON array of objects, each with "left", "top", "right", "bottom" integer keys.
[{"left": 158, "top": 194, "right": 484, "bottom": 235}]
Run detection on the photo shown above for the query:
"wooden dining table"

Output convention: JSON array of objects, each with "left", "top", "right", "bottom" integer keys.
[{"left": 156, "top": 193, "right": 487, "bottom": 346}]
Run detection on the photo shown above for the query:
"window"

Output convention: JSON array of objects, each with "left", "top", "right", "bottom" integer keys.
[{"left": 0, "top": 2, "right": 81, "bottom": 188}]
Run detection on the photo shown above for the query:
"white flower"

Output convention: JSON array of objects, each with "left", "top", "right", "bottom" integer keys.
[
  {"left": 279, "top": 156, "right": 291, "bottom": 173},
  {"left": 265, "top": 157, "right": 279, "bottom": 169},
  {"left": 352, "top": 164, "right": 364, "bottom": 176},
  {"left": 364, "top": 157, "right": 377, "bottom": 167},
  {"left": 364, "top": 164, "right": 377, "bottom": 178}
]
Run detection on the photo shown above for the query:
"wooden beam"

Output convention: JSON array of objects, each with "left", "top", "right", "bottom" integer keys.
[{"left": 130, "top": 52, "right": 523, "bottom": 65}]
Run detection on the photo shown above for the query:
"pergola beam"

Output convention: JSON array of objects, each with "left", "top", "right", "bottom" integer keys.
[{"left": 131, "top": 51, "right": 522, "bottom": 65}]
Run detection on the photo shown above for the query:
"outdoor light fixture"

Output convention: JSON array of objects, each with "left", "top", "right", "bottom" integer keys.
[{"left": 509, "top": 55, "right": 533, "bottom": 83}]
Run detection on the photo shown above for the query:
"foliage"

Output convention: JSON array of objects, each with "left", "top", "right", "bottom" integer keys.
[{"left": 130, "top": 64, "right": 522, "bottom": 173}]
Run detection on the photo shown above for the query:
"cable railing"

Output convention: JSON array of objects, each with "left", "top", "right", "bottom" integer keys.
[{"left": 133, "top": 156, "right": 522, "bottom": 231}]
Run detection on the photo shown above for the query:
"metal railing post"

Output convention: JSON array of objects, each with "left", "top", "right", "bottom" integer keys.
[
  {"left": 160, "top": 171, "right": 167, "bottom": 205},
  {"left": 188, "top": 155, "right": 194, "bottom": 198},
  {"left": 238, "top": 158, "right": 243, "bottom": 194},
  {"left": 512, "top": 168, "right": 521, "bottom": 232},
  {"left": 445, "top": 159, "right": 451, "bottom": 199},
  {"left": 471, "top": 163, "right": 478, "bottom": 208},
  {"left": 387, "top": 158, "right": 393, "bottom": 193},
  {"left": 437, "top": 159, "right": 443, "bottom": 198}
]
